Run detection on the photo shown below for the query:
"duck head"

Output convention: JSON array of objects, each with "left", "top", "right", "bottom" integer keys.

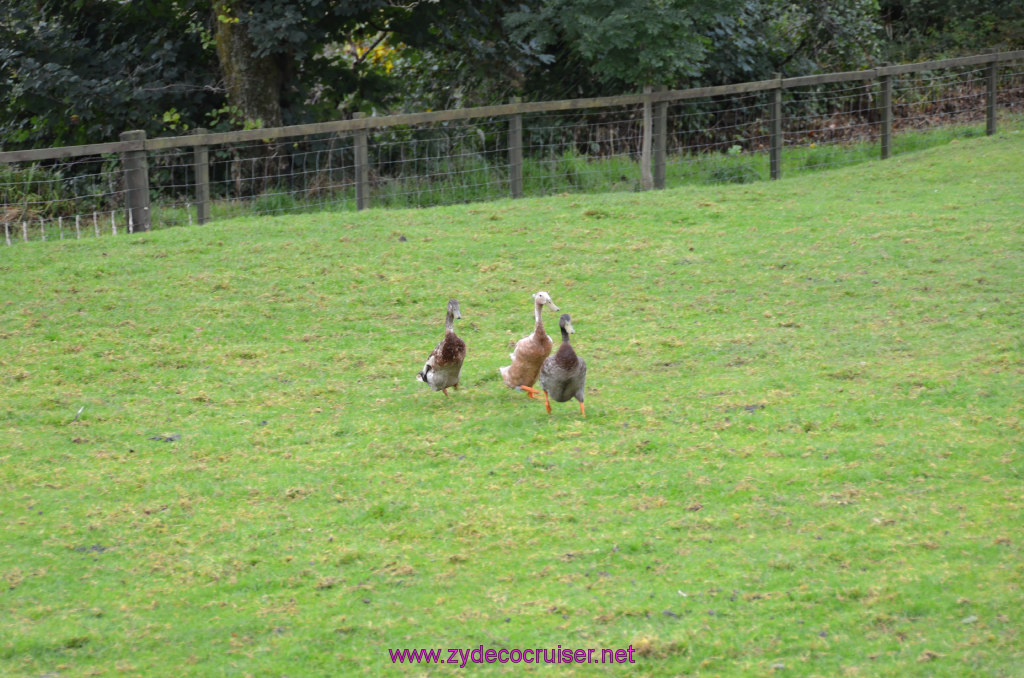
[{"left": 532, "top": 291, "right": 559, "bottom": 313}]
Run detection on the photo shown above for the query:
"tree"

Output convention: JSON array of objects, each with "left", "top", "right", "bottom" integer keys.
[
  {"left": 701, "top": 0, "right": 883, "bottom": 85},
  {"left": 209, "top": 0, "right": 536, "bottom": 125},
  {"left": 4, "top": 0, "right": 1016, "bottom": 154},
  {"left": 0, "top": 0, "right": 535, "bottom": 146},
  {"left": 208, "top": 0, "right": 380, "bottom": 127},
  {"left": 381, "top": 0, "right": 549, "bottom": 110},
  {"left": 879, "top": 0, "right": 1024, "bottom": 59},
  {"left": 505, "top": 0, "right": 731, "bottom": 93},
  {"left": 0, "top": 0, "right": 221, "bottom": 149}
]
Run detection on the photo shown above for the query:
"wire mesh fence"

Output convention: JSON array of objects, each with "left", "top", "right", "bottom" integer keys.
[
  {"left": 2, "top": 53, "right": 1022, "bottom": 246},
  {"left": 783, "top": 80, "right": 879, "bottom": 174},
  {"left": 371, "top": 119, "right": 510, "bottom": 208},
  {"left": 896, "top": 66, "right": 987, "bottom": 131},
  {"left": 998, "top": 60, "right": 1024, "bottom": 112},
  {"left": 665, "top": 91, "right": 773, "bottom": 185},
  {"left": 149, "top": 134, "right": 362, "bottom": 228},
  {"left": 520, "top": 107, "right": 646, "bottom": 196},
  {"left": 1, "top": 155, "right": 127, "bottom": 244}
]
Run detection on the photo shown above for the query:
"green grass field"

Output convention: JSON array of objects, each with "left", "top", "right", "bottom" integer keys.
[{"left": 1, "top": 129, "right": 1022, "bottom": 676}]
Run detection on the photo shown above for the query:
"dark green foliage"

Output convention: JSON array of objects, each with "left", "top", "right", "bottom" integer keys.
[
  {"left": 880, "top": 0, "right": 1024, "bottom": 59},
  {"left": 212, "top": 0, "right": 534, "bottom": 122},
  {"left": 708, "top": 161, "right": 762, "bottom": 184},
  {"left": 1, "top": 0, "right": 1020, "bottom": 155},
  {"left": 252, "top": 187, "right": 299, "bottom": 215},
  {"left": 505, "top": 0, "right": 743, "bottom": 93},
  {"left": 702, "top": 0, "right": 883, "bottom": 84},
  {"left": 0, "top": 0, "right": 222, "bottom": 149},
  {"left": 213, "top": 0, "right": 401, "bottom": 123}
]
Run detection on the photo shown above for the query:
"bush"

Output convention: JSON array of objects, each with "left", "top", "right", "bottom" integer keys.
[{"left": 253, "top": 188, "right": 300, "bottom": 215}]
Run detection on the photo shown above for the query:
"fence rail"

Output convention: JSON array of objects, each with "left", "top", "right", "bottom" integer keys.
[{"left": 2, "top": 49, "right": 1023, "bottom": 243}]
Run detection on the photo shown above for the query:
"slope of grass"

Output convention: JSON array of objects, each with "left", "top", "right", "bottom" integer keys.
[{"left": 1, "top": 130, "right": 1022, "bottom": 676}]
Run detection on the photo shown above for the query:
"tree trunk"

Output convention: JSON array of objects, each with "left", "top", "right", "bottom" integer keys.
[
  {"left": 214, "top": 9, "right": 286, "bottom": 194},
  {"left": 214, "top": 11, "right": 284, "bottom": 129}
]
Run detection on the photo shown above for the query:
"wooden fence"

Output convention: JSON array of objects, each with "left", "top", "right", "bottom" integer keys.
[{"left": 1, "top": 50, "right": 1023, "bottom": 233}]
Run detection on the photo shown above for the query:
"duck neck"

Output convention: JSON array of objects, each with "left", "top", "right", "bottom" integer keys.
[
  {"left": 560, "top": 325, "right": 572, "bottom": 344},
  {"left": 533, "top": 302, "right": 545, "bottom": 335},
  {"left": 445, "top": 310, "right": 456, "bottom": 334}
]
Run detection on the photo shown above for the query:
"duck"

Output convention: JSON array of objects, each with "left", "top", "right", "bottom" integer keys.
[
  {"left": 416, "top": 298, "right": 466, "bottom": 396},
  {"left": 523, "top": 313, "right": 587, "bottom": 416},
  {"left": 499, "top": 291, "right": 559, "bottom": 394}
]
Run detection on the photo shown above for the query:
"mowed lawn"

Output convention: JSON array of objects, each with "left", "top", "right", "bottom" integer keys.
[{"left": 1, "top": 131, "right": 1022, "bottom": 677}]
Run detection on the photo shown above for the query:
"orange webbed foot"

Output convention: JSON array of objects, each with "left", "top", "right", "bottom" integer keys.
[{"left": 520, "top": 386, "right": 541, "bottom": 399}]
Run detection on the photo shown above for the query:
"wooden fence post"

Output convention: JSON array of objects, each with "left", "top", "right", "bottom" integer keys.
[
  {"left": 194, "top": 128, "right": 211, "bottom": 224},
  {"left": 641, "top": 85, "right": 654, "bottom": 190},
  {"left": 881, "top": 67, "right": 893, "bottom": 159},
  {"left": 653, "top": 87, "right": 668, "bottom": 190},
  {"left": 986, "top": 57, "right": 998, "bottom": 136},
  {"left": 509, "top": 97, "right": 523, "bottom": 199},
  {"left": 353, "top": 112, "right": 369, "bottom": 211},
  {"left": 770, "top": 74, "right": 782, "bottom": 180},
  {"left": 119, "top": 130, "right": 150, "bottom": 231}
]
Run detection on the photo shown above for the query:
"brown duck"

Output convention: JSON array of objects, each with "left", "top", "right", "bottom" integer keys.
[
  {"left": 499, "top": 291, "right": 559, "bottom": 394},
  {"left": 416, "top": 298, "right": 466, "bottom": 396}
]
